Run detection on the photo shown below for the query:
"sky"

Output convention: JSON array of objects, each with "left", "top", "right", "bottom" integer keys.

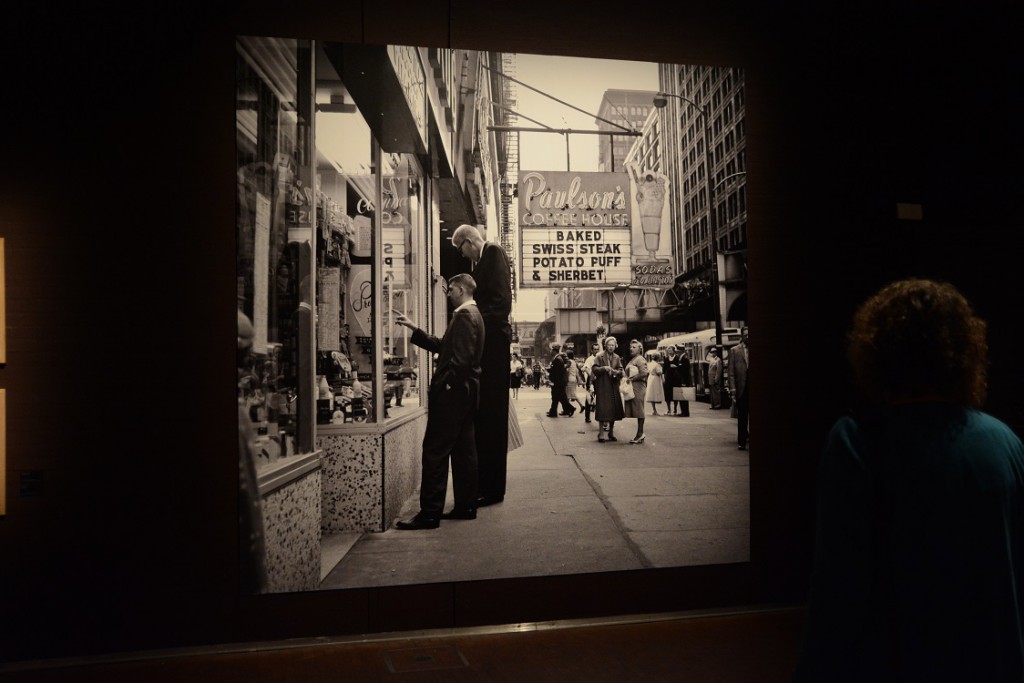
[{"left": 507, "top": 53, "right": 659, "bottom": 322}]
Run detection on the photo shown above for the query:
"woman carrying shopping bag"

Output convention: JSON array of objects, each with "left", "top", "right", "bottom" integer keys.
[{"left": 622, "top": 340, "right": 650, "bottom": 444}]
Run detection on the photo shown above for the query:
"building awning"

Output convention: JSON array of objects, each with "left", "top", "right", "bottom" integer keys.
[{"left": 322, "top": 43, "right": 428, "bottom": 156}]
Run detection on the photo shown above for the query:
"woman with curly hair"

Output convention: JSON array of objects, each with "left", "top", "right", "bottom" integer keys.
[{"left": 794, "top": 279, "right": 1024, "bottom": 682}]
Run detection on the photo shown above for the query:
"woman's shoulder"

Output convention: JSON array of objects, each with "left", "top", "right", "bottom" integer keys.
[{"left": 965, "top": 408, "right": 1024, "bottom": 453}]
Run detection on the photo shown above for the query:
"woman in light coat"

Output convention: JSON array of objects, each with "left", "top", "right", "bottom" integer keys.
[{"left": 646, "top": 352, "right": 666, "bottom": 415}]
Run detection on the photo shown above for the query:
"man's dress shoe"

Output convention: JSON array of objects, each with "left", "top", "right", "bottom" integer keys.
[{"left": 396, "top": 514, "right": 440, "bottom": 530}]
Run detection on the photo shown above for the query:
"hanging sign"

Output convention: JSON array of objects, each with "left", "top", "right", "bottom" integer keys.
[
  {"left": 518, "top": 170, "right": 632, "bottom": 288},
  {"left": 626, "top": 164, "right": 674, "bottom": 288}
]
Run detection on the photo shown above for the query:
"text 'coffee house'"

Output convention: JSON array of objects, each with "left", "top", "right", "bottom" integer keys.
[{"left": 518, "top": 168, "right": 675, "bottom": 288}]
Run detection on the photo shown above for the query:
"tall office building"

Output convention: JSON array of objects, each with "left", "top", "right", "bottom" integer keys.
[
  {"left": 596, "top": 89, "right": 658, "bottom": 172},
  {"left": 657, "top": 65, "right": 747, "bottom": 274}
]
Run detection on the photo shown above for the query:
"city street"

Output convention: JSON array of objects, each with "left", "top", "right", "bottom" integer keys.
[{"left": 321, "top": 386, "right": 749, "bottom": 590}]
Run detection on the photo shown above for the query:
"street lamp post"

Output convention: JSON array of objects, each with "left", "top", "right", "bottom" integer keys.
[{"left": 652, "top": 91, "right": 725, "bottom": 363}]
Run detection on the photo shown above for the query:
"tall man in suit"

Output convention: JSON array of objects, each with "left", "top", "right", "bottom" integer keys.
[
  {"left": 728, "top": 326, "right": 750, "bottom": 450},
  {"left": 393, "top": 274, "right": 485, "bottom": 529},
  {"left": 451, "top": 224, "right": 512, "bottom": 508}
]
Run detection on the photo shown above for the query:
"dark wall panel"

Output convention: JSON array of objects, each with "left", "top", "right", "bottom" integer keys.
[{"left": 1, "top": 0, "right": 1021, "bottom": 664}]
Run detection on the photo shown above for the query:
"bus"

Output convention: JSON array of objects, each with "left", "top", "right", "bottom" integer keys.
[{"left": 652, "top": 328, "right": 743, "bottom": 403}]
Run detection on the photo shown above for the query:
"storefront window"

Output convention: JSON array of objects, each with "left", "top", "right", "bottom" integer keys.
[
  {"left": 314, "top": 114, "right": 375, "bottom": 424},
  {"left": 381, "top": 152, "right": 425, "bottom": 420},
  {"left": 312, "top": 47, "right": 426, "bottom": 427},
  {"left": 236, "top": 36, "right": 316, "bottom": 466}
]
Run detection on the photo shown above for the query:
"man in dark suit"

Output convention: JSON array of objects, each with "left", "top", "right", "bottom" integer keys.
[
  {"left": 393, "top": 274, "right": 486, "bottom": 529},
  {"left": 673, "top": 344, "right": 692, "bottom": 416},
  {"left": 546, "top": 344, "right": 574, "bottom": 417},
  {"left": 728, "top": 326, "right": 750, "bottom": 450},
  {"left": 707, "top": 347, "right": 723, "bottom": 409},
  {"left": 663, "top": 346, "right": 682, "bottom": 414},
  {"left": 452, "top": 224, "right": 512, "bottom": 508}
]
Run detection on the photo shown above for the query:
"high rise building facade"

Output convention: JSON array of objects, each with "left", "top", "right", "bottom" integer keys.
[
  {"left": 596, "top": 89, "right": 658, "bottom": 172},
  {"left": 657, "top": 65, "right": 747, "bottom": 274},
  {"left": 624, "top": 108, "right": 662, "bottom": 175}
]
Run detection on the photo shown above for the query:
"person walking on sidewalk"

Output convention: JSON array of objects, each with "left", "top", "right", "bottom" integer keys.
[
  {"left": 646, "top": 351, "right": 666, "bottom": 415},
  {"left": 451, "top": 224, "right": 512, "bottom": 508},
  {"left": 582, "top": 343, "right": 600, "bottom": 423},
  {"left": 510, "top": 353, "right": 524, "bottom": 400},
  {"left": 623, "top": 339, "right": 650, "bottom": 444},
  {"left": 565, "top": 350, "right": 586, "bottom": 415},
  {"left": 393, "top": 274, "right": 484, "bottom": 530},
  {"left": 546, "top": 344, "right": 574, "bottom": 417},
  {"left": 532, "top": 361, "right": 542, "bottom": 390},
  {"left": 591, "top": 336, "right": 625, "bottom": 441}
]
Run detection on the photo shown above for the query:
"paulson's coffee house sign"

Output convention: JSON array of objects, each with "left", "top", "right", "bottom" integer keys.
[{"left": 518, "top": 168, "right": 675, "bottom": 289}]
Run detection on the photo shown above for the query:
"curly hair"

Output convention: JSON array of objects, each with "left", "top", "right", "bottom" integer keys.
[{"left": 846, "top": 279, "right": 988, "bottom": 407}]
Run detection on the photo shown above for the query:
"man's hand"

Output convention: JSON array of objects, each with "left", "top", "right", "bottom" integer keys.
[{"left": 395, "top": 313, "right": 415, "bottom": 329}]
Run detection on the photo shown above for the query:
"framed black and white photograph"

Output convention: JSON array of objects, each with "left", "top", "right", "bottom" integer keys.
[{"left": 236, "top": 38, "right": 749, "bottom": 595}]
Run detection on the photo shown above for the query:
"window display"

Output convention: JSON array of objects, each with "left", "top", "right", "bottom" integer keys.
[
  {"left": 236, "top": 36, "right": 315, "bottom": 468},
  {"left": 237, "top": 34, "right": 432, "bottom": 486},
  {"left": 313, "top": 48, "right": 425, "bottom": 427}
]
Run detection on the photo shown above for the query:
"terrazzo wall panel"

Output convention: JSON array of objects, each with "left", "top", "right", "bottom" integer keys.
[
  {"left": 382, "top": 418, "right": 426, "bottom": 529},
  {"left": 319, "top": 432, "right": 382, "bottom": 532},
  {"left": 262, "top": 470, "right": 322, "bottom": 593},
  {"left": 318, "top": 415, "right": 426, "bottom": 533}
]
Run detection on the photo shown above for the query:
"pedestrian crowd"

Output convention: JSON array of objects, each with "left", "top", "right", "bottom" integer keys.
[{"left": 532, "top": 330, "right": 750, "bottom": 451}]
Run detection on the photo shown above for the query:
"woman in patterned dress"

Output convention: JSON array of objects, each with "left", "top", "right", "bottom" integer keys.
[{"left": 623, "top": 339, "right": 650, "bottom": 444}]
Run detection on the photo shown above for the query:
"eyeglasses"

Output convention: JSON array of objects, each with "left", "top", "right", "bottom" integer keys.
[
  {"left": 455, "top": 240, "right": 470, "bottom": 256},
  {"left": 442, "top": 281, "right": 461, "bottom": 295}
]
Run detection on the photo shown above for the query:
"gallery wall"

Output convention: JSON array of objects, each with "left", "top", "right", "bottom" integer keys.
[{"left": 1, "top": 0, "right": 1021, "bottom": 663}]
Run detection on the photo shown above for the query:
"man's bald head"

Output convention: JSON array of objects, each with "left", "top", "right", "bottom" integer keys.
[{"left": 452, "top": 224, "right": 485, "bottom": 261}]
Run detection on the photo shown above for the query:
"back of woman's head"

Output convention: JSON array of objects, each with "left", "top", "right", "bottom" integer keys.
[{"left": 847, "top": 278, "right": 987, "bottom": 407}]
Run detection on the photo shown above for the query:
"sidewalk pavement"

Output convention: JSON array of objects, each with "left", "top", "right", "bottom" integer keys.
[{"left": 320, "top": 388, "right": 749, "bottom": 590}]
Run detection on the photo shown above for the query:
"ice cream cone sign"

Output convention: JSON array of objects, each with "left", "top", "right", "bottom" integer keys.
[{"left": 627, "top": 163, "right": 671, "bottom": 276}]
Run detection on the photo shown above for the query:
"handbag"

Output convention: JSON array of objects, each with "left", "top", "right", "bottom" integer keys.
[{"left": 619, "top": 376, "right": 635, "bottom": 401}]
